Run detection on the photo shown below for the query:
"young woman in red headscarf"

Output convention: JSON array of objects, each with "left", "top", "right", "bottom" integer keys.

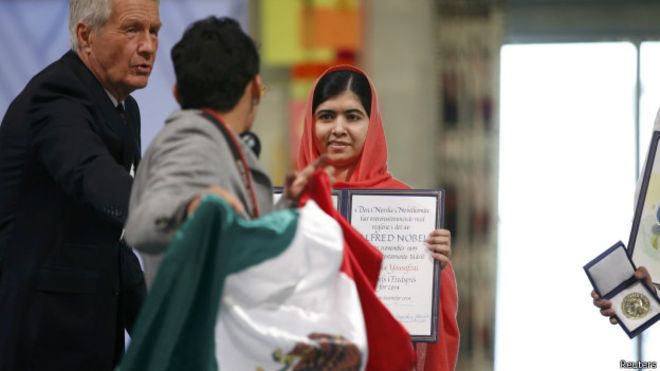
[{"left": 297, "top": 65, "right": 459, "bottom": 371}]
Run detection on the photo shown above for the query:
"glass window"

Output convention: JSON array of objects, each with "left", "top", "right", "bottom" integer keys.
[
  {"left": 640, "top": 42, "right": 660, "bottom": 168},
  {"left": 496, "top": 43, "right": 637, "bottom": 371},
  {"left": 639, "top": 41, "right": 660, "bottom": 360}
]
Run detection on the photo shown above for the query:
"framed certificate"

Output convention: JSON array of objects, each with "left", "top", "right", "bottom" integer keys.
[
  {"left": 629, "top": 131, "right": 660, "bottom": 285},
  {"left": 345, "top": 189, "right": 443, "bottom": 342}
]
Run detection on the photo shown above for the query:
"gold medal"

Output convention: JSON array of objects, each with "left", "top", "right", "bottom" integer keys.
[{"left": 621, "top": 292, "right": 651, "bottom": 320}]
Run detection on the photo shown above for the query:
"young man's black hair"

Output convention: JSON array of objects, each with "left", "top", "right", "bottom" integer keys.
[{"left": 171, "top": 16, "right": 260, "bottom": 112}]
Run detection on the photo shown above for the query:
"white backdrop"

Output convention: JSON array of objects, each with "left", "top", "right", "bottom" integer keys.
[{"left": 496, "top": 42, "right": 655, "bottom": 371}]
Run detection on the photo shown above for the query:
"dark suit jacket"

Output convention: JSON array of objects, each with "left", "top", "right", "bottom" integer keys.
[{"left": 0, "top": 51, "right": 145, "bottom": 371}]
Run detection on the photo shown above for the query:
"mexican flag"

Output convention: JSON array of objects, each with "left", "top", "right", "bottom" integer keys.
[{"left": 118, "top": 172, "right": 414, "bottom": 371}]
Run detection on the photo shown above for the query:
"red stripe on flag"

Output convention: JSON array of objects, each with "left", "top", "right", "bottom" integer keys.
[{"left": 301, "top": 170, "right": 416, "bottom": 371}]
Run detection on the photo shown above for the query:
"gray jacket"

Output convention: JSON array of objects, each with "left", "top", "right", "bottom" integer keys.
[{"left": 125, "top": 109, "right": 290, "bottom": 284}]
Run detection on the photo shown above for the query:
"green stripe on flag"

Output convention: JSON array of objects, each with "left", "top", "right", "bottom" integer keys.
[{"left": 118, "top": 195, "right": 299, "bottom": 371}]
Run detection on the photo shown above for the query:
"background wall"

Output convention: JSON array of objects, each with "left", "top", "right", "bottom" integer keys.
[
  {"left": 0, "top": 0, "right": 248, "bottom": 150},
  {"left": 363, "top": 0, "right": 438, "bottom": 189}
]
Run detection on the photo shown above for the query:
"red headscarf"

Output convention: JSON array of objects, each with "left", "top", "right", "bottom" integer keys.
[
  {"left": 296, "top": 64, "right": 407, "bottom": 189},
  {"left": 297, "top": 65, "right": 460, "bottom": 371}
]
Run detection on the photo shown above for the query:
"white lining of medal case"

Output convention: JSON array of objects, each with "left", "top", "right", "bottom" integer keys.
[{"left": 588, "top": 246, "right": 633, "bottom": 295}]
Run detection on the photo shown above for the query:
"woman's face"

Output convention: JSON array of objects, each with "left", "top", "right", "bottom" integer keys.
[{"left": 314, "top": 90, "right": 369, "bottom": 169}]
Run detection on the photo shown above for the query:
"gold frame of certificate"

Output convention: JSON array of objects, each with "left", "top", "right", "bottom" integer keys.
[
  {"left": 345, "top": 189, "right": 443, "bottom": 342},
  {"left": 629, "top": 131, "right": 660, "bottom": 285}
]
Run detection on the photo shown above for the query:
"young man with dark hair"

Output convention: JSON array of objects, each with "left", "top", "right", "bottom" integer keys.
[{"left": 125, "top": 17, "right": 326, "bottom": 284}]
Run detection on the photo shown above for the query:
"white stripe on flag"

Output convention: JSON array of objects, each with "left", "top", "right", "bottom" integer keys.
[{"left": 216, "top": 201, "right": 367, "bottom": 371}]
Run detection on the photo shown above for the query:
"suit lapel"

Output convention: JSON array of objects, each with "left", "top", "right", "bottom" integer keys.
[
  {"left": 239, "top": 138, "right": 273, "bottom": 201},
  {"left": 240, "top": 139, "right": 267, "bottom": 179},
  {"left": 63, "top": 51, "right": 140, "bottom": 173}
]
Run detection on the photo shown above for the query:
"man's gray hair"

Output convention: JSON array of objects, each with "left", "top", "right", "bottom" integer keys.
[
  {"left": 69, "top": 0, "right": 112, "bottom": 50},
  {"left": 68, "top": 0, "right": 160, "bottom": 50}
]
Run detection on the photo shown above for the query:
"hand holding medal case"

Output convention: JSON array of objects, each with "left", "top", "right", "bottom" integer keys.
[{"left": 584, "top": 241, "right": 660, "bottom": 338}]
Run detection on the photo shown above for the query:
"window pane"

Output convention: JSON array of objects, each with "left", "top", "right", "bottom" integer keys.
[
  {"left": 496, "top": 43, "right": 637, "bottom": 371},
  {"left": 641, "top": 42, "right": 660, "bottom": 168}
]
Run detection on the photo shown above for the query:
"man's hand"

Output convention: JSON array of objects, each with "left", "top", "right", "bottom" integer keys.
[
  {"left": 186, "top": 185, "right": 245, "bottom": 216},
  {"left": 283, "top": 155, "right": 334, "bottom": 202}
]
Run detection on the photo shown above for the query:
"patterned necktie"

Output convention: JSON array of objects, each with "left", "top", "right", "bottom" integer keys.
[{"left": 116, "top": 103, "right": 134, "bottom": 173}]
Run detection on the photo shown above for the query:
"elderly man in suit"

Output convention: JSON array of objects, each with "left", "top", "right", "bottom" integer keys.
[{"left": 0, "top": 0, "right": 160, "bottom": 370}]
